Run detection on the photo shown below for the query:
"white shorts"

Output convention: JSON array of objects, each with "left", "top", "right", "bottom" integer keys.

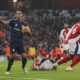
[
  {"left": 62, "top": 44, "right": 69, "bottom": 51},
  {"left": 40, "top": 60, "right": 53, "bottom": 70},
  {"left": 68, "top": 40, "right": 80, "bottom": 55}
]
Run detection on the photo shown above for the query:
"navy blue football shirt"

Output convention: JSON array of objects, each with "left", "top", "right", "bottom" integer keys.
[{"left": 9, "top": 19, "right": 28, "bottom": 41}]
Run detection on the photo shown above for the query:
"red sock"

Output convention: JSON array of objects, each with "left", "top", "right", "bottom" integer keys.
[
  {"left": 70, "top": 55, "right": 80, "bottom": 67},
  {"left": 58, "top": 54, "right": 71, "bottom": 65}
]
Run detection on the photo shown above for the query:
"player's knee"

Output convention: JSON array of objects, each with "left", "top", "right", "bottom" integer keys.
[
  {"left": 9, "top": 54, "right": 14, "bottom": 59},
  {"left": 22, "top": 53, "right": 26, "bottom": 58}
]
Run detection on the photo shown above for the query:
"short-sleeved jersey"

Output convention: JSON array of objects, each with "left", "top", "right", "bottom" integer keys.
[
  {"left": 66, "top": 22, "right": 80, "bottom": 43},
  {"left": 60, "top": 28, "right": 70, "bottom": 40},
  {"left": 9, "top": 19, "right": 28, "bottom": 41}
]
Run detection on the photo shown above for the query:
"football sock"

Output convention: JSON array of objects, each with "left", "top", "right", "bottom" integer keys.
[
  {"left": 70, "top": 55, "right": 80, "bottom": 67},
  {"left": 22, "top": 58, "right": 27, "bottom": 68},
  {"left": 58, "top": 54, "right": 71, "bottom": 65}
]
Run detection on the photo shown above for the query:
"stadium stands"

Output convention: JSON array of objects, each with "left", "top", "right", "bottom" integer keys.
[{"left": 0, "top": 9, "right": 80, "bottom": 55}]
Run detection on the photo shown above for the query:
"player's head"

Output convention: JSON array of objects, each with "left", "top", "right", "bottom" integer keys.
[
  {"left": 42, "top": 46, "right": 46, "bottom": 50},
  {"left": 15, "top": 11, "right": 23, "bottom": 21},
  {"left": 63, "top": 23, "right": 69, "bottom": 29}
]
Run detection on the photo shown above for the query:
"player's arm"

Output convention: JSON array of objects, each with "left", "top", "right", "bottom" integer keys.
[
  {"left": 1, "top": 19, "right": 9, "bottom": 25},
  {"left": 0, "top": 17, "right": 10, "bottom": 25},
  {"left": 59, "top": 29, "right": 64, "bottom": 39},
  {"left": 59, "top": 29, "right": 64, "bottom": 43},
  {"left": 65, "top": 25, "right": 74, "bottom": 43},
  {"left": 26, "top": 26, "right": 31, "bottom": 34},
  {"left": 26, "top": 26, "right": 32, "bottom": 36}
]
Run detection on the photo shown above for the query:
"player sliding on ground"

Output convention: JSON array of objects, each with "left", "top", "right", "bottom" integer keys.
[
  {"left": 53, "top": 21, "right": 80, "bottom": 71},
  {"left": 0, "top": 11, "right": 31, "bottom": 75}
]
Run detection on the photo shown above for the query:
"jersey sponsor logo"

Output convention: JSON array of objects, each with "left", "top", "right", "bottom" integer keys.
[{"left": 12, "top": 49, "right": 15, "bottom": 52}]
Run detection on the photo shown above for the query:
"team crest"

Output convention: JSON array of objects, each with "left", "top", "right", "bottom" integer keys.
[{"left": 15, "top": 24, "right": 18, "bottom": 27}]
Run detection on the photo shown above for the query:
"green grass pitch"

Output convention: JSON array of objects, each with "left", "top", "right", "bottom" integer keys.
[{"left": 0, "top": 61, "right": 80, "bottom": 80}]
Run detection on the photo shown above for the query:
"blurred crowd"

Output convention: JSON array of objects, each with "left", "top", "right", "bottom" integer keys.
[{"left": 0, "top": 9, "right": 80, "bottom": 55}]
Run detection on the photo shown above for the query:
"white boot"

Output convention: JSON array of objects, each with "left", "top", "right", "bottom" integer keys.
[
  {"left": 5, "top": 71, "right": 10, "bottom": 75},
  {"left": 66, "top": 66, "right": 73, "bottom": 71},
  {"left": 23, "top": 67, "right": 28, "bottom": 74}
]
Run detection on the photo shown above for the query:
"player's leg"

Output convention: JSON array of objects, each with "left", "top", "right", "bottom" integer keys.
[
  {"left": 66, "top": 42, "right": 80, "bottom": 71},
  {"left": 6, "top": 54, "right": 14, "bottom": 75},
  {"left": 58, "top": 54, "right": 74, "bottom": 65},
  {"left": 53, "top": 41, "right": 79, "bottom": 70},
  {"left": 5, "top": 42, "right": 16, "bottom": 75},
  {"left": 70, "top": 54, "right": 80, "bottom": 67},
  {"left": 18, "top": 42, "right": 28, "bottom": 73},
  {"left": 21, "top": 53, "right": 28, "bottom": 73},
  {"left": 65, "top": 55, "right": 80, "bottom": 71},
  {"left": 66, "top": 53, "right": 80, "bottom": 71},
  {"left": 21, "top": 53, "right": 27, "bottom": 68},
  {"left": 53, "top": 54, "right": 74, "bottom": 70}
]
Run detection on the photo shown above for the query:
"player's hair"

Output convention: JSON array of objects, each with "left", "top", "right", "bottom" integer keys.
[
  {"left": 64, "top": 23, "right": 69, "bottom": 27},
  {"left": 15, "top": 10, "right": 23, "bottom": 14}
]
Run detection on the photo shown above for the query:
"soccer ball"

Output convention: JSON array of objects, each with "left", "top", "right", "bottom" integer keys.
[{"left": 22, "top": 26, "right": 28, "bottom": 33}]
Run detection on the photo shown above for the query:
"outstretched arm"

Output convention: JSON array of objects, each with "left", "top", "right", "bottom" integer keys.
[
  {"left": 26, "top": 26, "right": 31, "bottom": 34},
  {"left": 26, "top": 26, "right": 32, "bottom": 36},
  {"left": 1, "top": 19, "right": 9, "bottom": 25},
  {"left": 0, "top": 17, "right": 9, "bottom": 25}
]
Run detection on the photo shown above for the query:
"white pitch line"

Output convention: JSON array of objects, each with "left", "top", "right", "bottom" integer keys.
[{"left": 0, "top": 76, "right": 50, "bottom": 80}]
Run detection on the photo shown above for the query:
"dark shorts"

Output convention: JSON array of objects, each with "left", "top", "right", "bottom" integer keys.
[{"left": 10, "top": 40, "right": 25, "bottom": 54}]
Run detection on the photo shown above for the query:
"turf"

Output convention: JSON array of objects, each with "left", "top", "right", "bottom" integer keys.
[{"left": 0, "top": 61, "right": 80, "bottom": 80}]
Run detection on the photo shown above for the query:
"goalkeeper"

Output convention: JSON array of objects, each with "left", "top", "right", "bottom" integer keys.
[{"left": 0, "top": 11, "right": 31, "bottom": 75}]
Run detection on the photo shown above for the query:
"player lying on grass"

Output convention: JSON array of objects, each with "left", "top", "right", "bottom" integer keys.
[
  {"left": 30, "top": 46, "right": 53, "bottom": 70},
  {"left": 53, "top": 21, "right": 80, "bottom": 71},
  {"left": 0, "top": 11, "right": 31, "bottom": 75},
  {"left": 31, "top": 45, "right": 65, "bottom": 70},
  {"left": 59, "top": 23, "right": 70, "bottom": 52},
  {"left": 31, "top": 55, "right": 54, "bottom": 70}
]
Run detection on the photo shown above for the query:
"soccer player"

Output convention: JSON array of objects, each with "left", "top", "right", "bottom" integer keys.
[
  {"left": 0, "top": 11, "right": 31, "bottom": 75},
  {"left": 51, "top": 44, "right": 65, "bottom": 62},
  {"left": 59, "top": 23, "right": 70, "bottom": 41},
  {"left": 53, "top": 21, "right": 80, "bottom": 71},
  {"left": 59, "top": 23, "right": 70, "bottom": 52}
]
